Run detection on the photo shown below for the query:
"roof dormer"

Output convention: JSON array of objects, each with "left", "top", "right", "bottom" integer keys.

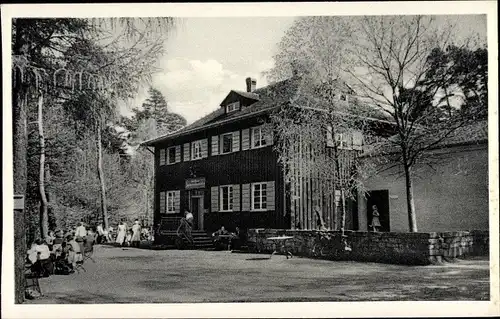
[{"left": 220, "top": 77, "right": 260, "bottom": 114}]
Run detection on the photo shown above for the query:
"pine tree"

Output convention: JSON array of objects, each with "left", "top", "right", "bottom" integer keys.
[{"left": 130, "top": 87, "right": 187, "bottom": 136}]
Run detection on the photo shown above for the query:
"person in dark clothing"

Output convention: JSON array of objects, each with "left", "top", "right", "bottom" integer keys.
[{"left": 212, "top": 226, "right": 230, "bottom": 250}]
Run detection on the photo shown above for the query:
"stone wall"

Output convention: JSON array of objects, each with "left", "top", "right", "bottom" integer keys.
[{"left": 247, "top": 229, "right": 489, "bottom": 265}]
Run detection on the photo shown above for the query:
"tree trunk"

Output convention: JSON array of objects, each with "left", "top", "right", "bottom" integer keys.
[
  {"left": 38, "top": 92, "right": 49, "bottom": 239},
  {"left": 340, "top": 189, "right": 346, "bottom": 237},
  {"left": 13, "top": 84, "right": 27, "bottom": 304},
  {"left": 96, "top": 120, "right": 109, "bottom": 229},
  {"left": 404, "top": 164, "right": 418, "bottom": 232},
  {"left": 13, "top": 19, "right": 28, "bottom": 304}
]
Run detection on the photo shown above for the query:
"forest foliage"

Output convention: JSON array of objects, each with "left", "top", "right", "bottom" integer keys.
[{"left": 12, "top": 18, "right": 185, "bottom": 243}]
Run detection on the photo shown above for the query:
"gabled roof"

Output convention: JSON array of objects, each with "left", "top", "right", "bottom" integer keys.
[
  {"left": 219, "top": 90, "right": 260, "bottom": 106},
  {"left": 142, "top": 76, "right": 301, "bottom": 145},
  {"left": 141, "top": 75, "right": 396, "bottom": 146}
]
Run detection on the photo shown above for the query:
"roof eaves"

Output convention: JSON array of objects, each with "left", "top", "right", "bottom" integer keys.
[{"left": 141, "top": 105, "right": 280, "bottom": 146}]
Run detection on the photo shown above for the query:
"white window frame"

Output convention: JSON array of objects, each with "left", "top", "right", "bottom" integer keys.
[
  {"left": 191, "top": 140, "right": 203, "bottom": 160},
  {"left": 251, "top": 182, "right": 267, "bottom": 211},
  {"left": 221, "top": 133, "right": 234, "bottom": 154},
  {"left": 251, "top": 126, "right": 267, "bottom": 149},
  {"left": 226, "top": 102, "right": 240, "bottom": 113},
  {"left": 219, "top": 185, "right": 234, "bottom": 212},
  {"left": 166, "top": 191, "right": 176, "bottom": 214},
  {"left": 167, "top": 146, "right": 176, "bottom": 165},
  {"left": 336, "top": 133, "right": 353, "bottom": 150}
]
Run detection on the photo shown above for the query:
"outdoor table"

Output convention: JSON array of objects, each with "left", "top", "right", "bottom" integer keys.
[
  {"left": 267, "top": 236, "right": 294, "bottom": 259},
  {"left": 217, "top": 234, "right": 233, "bottom": 252}
]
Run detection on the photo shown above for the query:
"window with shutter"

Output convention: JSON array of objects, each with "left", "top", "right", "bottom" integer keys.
[
  {"left": 266, "top": 181, "right": 275, "bottom": 210},
  {"left": 352, "top": 131, "right": 363, "bottom": 150},
  {"left": 251, "top": 126, "right": 267, "bottom": 149},
  {"left": 220, "top": 133, "right": 233, "bottom": 154},
  {"left": 191, "top": 140, "right": 203, "bottom": 160},
  {"left": 211, "top": 186, "right": 219, "bottom": 212},
  {"left": 219, "top": 185, "right": 234, "bottom": 212},
  {"left": 166, "top": 191, "right": 176, "bottom": 213},
  {"left": 233, "top": 184, "right": 240, "bottom": 211},
  {"left": 211, "top": 135, "right": 219, "bottom": 156},
  {"left": 159, "top": 149, "right": 166, "bottom": 166},
  {"left": 159, "top": 191, "right": 166, "bottom": 214},
  {"left": 167, "top": 147, "right": 176, "bottom": 165},
  {"left": 251, "top": 183, "right": 267, "bottom": 211},
  {"left": 175, "top": 145, "right": 181, "bottom": 162},
  {"left": 183, "top": 143, "right": 190, "bottom": 161},
  {"left": 174, "top": 190, "right": 181, "bottom": 213},
  {"left": 201, "top": 139, "right": 208, "bottom": 158},
  {"left": 232, "top": 131, "right": 240, "bottom": 152},
  {"left": 241, "top": 184, "right": 250, "bottom": 211},
  {"left": 241, "top": 129, "right": 250, "bottom": 150}
]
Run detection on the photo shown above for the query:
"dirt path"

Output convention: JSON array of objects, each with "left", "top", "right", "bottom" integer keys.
[{"left": 26, "top": 245, "right": 490, "bottom": 303}]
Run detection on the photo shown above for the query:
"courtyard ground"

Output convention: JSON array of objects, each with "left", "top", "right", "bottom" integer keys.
[{"left": 26, "top": 244, "right": 490, "bottom": 303}]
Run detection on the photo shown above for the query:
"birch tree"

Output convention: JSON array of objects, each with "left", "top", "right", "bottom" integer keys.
[
  {"left": 11, "top": 17, "right": 176, "bottom": 303},
  {"left": 345, "top": 16, "right": 486, "bottom": 232},
  {"left": 268, "top": 17, "right": 374, "bottom": 239}
]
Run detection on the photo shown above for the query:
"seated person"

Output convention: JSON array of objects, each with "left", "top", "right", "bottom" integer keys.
[
  {"left": 230, "top": 227, "right": 243, "bottom": 250},
  {"left": 52, "top": 230, "right": 64, "bottom": 252},
  {"left": 31, "top": 239, "right": 54, "bottom": 277},
  {"left": 212, "top": 226, "right": 230, "bottom": 250},
  {"left": 45, "top": 230, "right": 56, "bottom": 251},
  {"left": 27, "top": 242, "right": 38, "bottom": 265},
  {"left": 53, "top": 241, "right": 74, "bottom": 275}
]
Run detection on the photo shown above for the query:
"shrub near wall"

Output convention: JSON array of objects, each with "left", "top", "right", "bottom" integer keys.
[{"left": 247, "top": 229, "right": 489, "bottom": 266}]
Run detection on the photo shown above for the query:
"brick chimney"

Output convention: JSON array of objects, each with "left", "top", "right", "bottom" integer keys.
[{"left": 246, "top": 77, "right": 257, "bottom": 92}]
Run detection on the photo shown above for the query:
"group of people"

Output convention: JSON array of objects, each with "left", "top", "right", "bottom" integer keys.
[
  {"left": 113, "top": 219, "right": 142, "bottom": 248},
  {"left": 211, "top": 225, "right": 242, "bottom": 251},
  {"left": 94, "top": 219, "right": 150, "bottom": 248},
  {"left": 26, "top": 222, "right": 96, "bottom": 276}
]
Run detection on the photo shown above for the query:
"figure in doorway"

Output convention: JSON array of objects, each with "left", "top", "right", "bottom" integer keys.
[{"left": 369, "top": 205, "right": 382, "bottom": 232}]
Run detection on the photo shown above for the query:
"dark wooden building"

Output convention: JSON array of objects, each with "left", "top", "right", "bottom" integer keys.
[{"left": 143, "top": 76, "right": 380, "bottom": 242}]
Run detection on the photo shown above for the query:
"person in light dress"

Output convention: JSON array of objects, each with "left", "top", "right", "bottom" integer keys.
[
  {"left": 131, "top": 220, "right": 141, "bottom": 248},
  {"left": 115, "top": 221, "right": 127, "bottom": 246}
]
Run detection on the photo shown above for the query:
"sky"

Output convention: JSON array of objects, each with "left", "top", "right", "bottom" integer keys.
[
  {"left": 119, "top": 15, "right": 487, "bottom": 125},
  {"left": 119, "top": 17, "right": 295, "bottom": 124}
]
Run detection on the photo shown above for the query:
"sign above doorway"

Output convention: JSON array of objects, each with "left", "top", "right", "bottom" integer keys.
[{"left": 186, "top": 177, "right": 206, "bottom": 190}]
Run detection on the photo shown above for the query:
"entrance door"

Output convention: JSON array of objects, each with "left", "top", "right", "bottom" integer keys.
[
  {"left": 367, "top": 190, "right": 390, "bottom": 232},
  {"left": 190, "top": 196, "right": 204, "bottom": 230}
]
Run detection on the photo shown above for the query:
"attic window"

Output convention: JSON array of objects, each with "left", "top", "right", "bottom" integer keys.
[{"left": 226, "top": 102, "right": 240, "bottom": 113}]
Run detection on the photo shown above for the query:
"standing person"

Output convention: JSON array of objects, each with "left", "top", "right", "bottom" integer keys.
[
  {"left": 115, "top": 221, "right": 126, "bottom": 247},
  {"left": 370, "top": 205, "right": 382, "bottom": 232},
  {"left": 131, "top": 220, "right": 141, "bottom": 248},
  {"left": 96, "top": 223, "right": 105, "bottom": 244},
  {"left": 75, "top": 221, "right": 87, "bottom": 254},
  {"left": 185, "top": 210, "right": 194, "bottom": 227},
  {"left": 67, "top": 235, "right": 82, "bottom": 270}
]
